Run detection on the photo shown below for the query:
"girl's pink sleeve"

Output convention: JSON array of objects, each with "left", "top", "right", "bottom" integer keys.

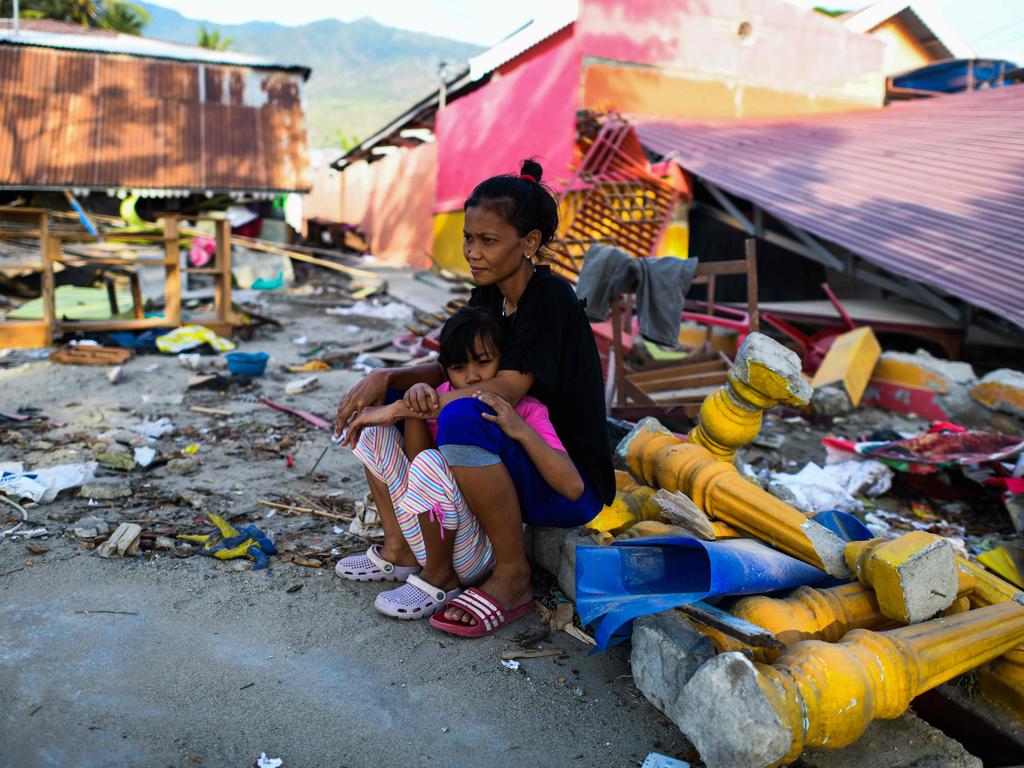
[{"left": 516, "top": 398, "right": 566, "bottom": 452}]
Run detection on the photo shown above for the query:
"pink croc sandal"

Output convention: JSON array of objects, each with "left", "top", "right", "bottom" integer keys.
[
  {"left": 428, "top": 587, "right": 533, "bottom": 638},
  {"left": 334, "top": 544, "right": 421, "bottom": 582},
  {"left": 374, "top": 575, "right": 461, "bottom": 620}
]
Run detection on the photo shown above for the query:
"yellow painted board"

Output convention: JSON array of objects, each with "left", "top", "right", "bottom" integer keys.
[
  {"left": 810, "top": 326, "right": 881, "bottom": 407},
  {"left": 431, "top": 211, "right": 470, "bottom": 276},
  {"left": 978, "top": 546, "right": 1024, "bottom": 589}
]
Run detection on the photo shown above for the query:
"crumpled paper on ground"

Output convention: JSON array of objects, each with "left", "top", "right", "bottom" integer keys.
[
  {"left": 0, "top": 461, "right": 98, "bottom": 503},
  {"left": 769, "top": 460, "right": 893, "bottom": 514}
]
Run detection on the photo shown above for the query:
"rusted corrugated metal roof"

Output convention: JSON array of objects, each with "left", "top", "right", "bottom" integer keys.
[
  {"left": 634, "top": 86, "right": 1024, "bottom": 328},
  {"left": 0, "top": 43, "right": 310, "bottom": 193},
  {"left": 0, "top": 20, "right": 311, "bottom": 77}
]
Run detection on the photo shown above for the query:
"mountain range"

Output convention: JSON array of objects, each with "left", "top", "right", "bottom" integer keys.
[{"left": 138, "top": 2, "right": 482, "bottom": 148}]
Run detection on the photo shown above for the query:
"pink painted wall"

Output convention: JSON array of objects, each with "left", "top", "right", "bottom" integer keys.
[
  {"left": 433, "top": 27, "right": 581, "bottom": 214},
  {"left": 578, "top": 0, "right": 885, "bottom": 106}
]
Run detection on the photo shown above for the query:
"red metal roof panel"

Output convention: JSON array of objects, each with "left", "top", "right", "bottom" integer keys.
[{"left": 634, "top": 86, "right": 1024, "bottom": 328}]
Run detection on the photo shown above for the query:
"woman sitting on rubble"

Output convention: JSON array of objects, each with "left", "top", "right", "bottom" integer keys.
[
  {"left": 337, "top": 306, "right": 585, "bottom": 623},
  {"left": 333, "top": 160, "right": 614, "bottom": 637}
]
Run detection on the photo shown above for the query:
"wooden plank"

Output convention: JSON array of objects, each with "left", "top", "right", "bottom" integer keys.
[
  {"left": 627, "top": 359, "right": 728, "bottom": 384},
  {"left": 693, "top": 260, "right": 751, "bottom": 277},
  {"left": 612, "top": 299, "right": 626, "bottom": 408},
  {"left": 161, "top": 217, "right": 181, "bottom": 327},
  {"left": 623, "top": 378, "right": 657, "bottom": 405},
  {"left": 0, "top": 322, "right": 51, "bottom": 349},
  {"left": 214, "top": 218, "right": 232, "bottom": 325},
  {"left": 49, "top": 346, "right": 134, "bottom": 365},
  {"left": 231, "top": 235, "right": 378, "bottom": 280},
  {"left": 746, "top": 238, "right": 760, "bottom": 333},
  {"left": 677, "top": 601, "right": 784, "bottom": 650},
  {"left": 634, "top": 371, "right": 729, "bottom": 393},
  {"left": 53, "top": 318, "right": 170, "bottom": 333}
]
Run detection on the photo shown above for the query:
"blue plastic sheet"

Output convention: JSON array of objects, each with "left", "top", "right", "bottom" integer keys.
[
  {"left": 576, "top": 537, "right": 828, "bottom": 650},
  {"left": 811, "top": 509, "right": 873, "bottom": 543}
]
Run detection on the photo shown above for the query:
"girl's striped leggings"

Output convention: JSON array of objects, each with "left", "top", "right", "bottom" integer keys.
[{"left": 353, "top": 425, "right": 494, "bottom": 584}]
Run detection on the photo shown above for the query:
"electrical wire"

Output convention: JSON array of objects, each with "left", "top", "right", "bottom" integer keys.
[{"left": 0, "top": 493, "right": 29, "bottom": 537}]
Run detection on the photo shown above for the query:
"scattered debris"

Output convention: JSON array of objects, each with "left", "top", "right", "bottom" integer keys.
[
  {"left": 49, "top": 345, "right": 133, "bottom": 366},
  {"left": 501, "top": 649, "right": 566, "bottom": 660},
  {"left": 284, "top": 375, "right": 319, "bottom": 395},
  {"left": 80, "top": 480, "right": 132, "bottom": 500},
  {"left": 166, "top": 457, "right": 199, "bottom": 476},
  {"left": 72, "top": 516, "right": 109, "bottom": 539},
  {"left": 96, "top": 523, "right": 142, "bottom": 558},
  {"left": 0, "top": 462, "right": 98, "bottom": 503}
]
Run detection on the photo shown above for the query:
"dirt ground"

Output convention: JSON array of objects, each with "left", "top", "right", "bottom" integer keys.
[{"left": 0, "top": 273, "right": 698, "bottom": 768}]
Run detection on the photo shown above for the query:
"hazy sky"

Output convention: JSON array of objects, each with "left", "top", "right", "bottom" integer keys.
[{"left": 146, "top": 0, "right": 1024, "bottom": 64}]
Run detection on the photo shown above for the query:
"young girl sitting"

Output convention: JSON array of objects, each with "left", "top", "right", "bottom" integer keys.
[{"left": 335, "top": 306, "right": 583, "bottom": 622}]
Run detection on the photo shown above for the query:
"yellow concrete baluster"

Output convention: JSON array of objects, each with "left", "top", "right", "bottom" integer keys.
[
  {"left": 844, "top": 532, "right": 958, "bottom": 623},
  {"left": 617, "top": 417, "right": 850, "bottom": 577},
  {"left": 956, "top": 557, "right": 1024, "bottom": 718},
  {"left": 679, "top": 600, "right": 1024, "bottom": 768},
  {"left": 688, "top": 333, "right": 812, "bottom": 465}
]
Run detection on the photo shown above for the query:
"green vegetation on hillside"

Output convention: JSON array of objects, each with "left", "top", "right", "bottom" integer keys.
[{"left": 138, "top": 2, "right": 481, "bottom": 147}]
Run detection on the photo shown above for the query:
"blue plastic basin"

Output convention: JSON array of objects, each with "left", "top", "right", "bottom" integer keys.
[{"left": 225, "top": 351, "right": 269, "bottom": 377}]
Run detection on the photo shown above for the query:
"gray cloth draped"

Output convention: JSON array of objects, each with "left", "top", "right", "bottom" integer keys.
[{"left": 575, "top": 244, "right": 698, "bottom": 348}]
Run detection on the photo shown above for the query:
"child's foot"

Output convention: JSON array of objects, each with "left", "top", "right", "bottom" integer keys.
[
  {"left": 334, "top": 544, "right": 421, "bottom": 582},
  {"left": 440, "top": 563, "right": 531, "bottom": 625},
  {"left": 375, "top": 575, "right": 462, "bottom": 620}
]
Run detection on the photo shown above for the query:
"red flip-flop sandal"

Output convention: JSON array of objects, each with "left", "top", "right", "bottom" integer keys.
[{"left": 429, "top": 587, "right": 533, "bottom": 638}]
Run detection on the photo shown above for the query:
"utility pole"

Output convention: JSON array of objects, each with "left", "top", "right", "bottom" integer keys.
[
  {"left": 438, "top": 60, "right": 450, "bottom": 110},
  {"left": 13, "top": 0, "right": 20, "bottom": 34}
]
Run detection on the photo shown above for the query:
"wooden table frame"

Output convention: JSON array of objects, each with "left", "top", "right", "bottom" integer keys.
[{"left": 1, "top": 209, "right": 237, "bottom": 347}]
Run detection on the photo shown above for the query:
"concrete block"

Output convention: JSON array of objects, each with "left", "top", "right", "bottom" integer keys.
[
  {"left": 530, "top": 527, "right": 570, "bottom": 576},
  {"left": 872, "top": 350, "right": 976, "bottom": 393},
  {"left": 679, "top": 652, "right": 792, "bottom": 768},
  {"left": 630, "top": 612, "right": 716, "bottom": 725},
  {"left": 557, "top": 528, "right": 596, "bottom": 600},
  {"left": 678, "top": 653, "right": 982, "bottom": 768},
  {"left": 971, "top": 368, "right": 1024, "bottom": 419},
  {"left": 79, "top": 479, "right": 131, "bottom": 500},
  {"left": 846, "top": 532, "right": 958, "bottom": 624}
]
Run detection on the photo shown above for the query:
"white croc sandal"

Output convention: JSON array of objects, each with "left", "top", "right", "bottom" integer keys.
[
  {"left": 334, "top": 544, "right": 421, "bottom": 582},
  {"left": 374, "top": 574, "right": 462, "bottom": 620}
]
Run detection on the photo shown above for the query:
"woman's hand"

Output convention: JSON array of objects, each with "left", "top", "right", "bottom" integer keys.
[
  {"left": 475, "top": 391, "right": 529, "bottom": 442},
  {"left": 335, "top": 369, "right": 389, "bottom": 437},
  {"left": 403, "top": 382, "right": 439, "bottom": 417},
  {"left": 341, "top": 403, "right": 400, "bottom": 448}
]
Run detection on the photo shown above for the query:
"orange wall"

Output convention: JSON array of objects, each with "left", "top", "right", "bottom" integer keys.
[
  {"left": 578, "top": 0, "right": 886, "bottom": 118},
  {"left": 583, "top": 64, "right": 878, "bottom": 119},
  {"left": 340, "top": 143, "right": 436, "bottom": 269},
  {"left": 870, "top": 17, "right": 938, "bottom": 75}
]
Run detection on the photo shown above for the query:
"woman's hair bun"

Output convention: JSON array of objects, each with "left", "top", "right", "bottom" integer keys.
[{"left": 520, "top": 159, "right": 543, "bottom": 183}]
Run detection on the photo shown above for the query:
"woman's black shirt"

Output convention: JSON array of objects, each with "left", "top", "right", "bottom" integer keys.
[{"left": 469, "top": 265, "right": 615, "bottom": 505}]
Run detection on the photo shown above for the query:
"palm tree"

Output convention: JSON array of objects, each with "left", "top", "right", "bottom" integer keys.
[
  {"left": 11, "top": 0, "right": 149, "bottom": 35},
  {"left": 197, "top": 26, "right": 233, "bottom": 51},
  {"left": 97, "top": 1, "right": 150, "bottom": 34}
]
